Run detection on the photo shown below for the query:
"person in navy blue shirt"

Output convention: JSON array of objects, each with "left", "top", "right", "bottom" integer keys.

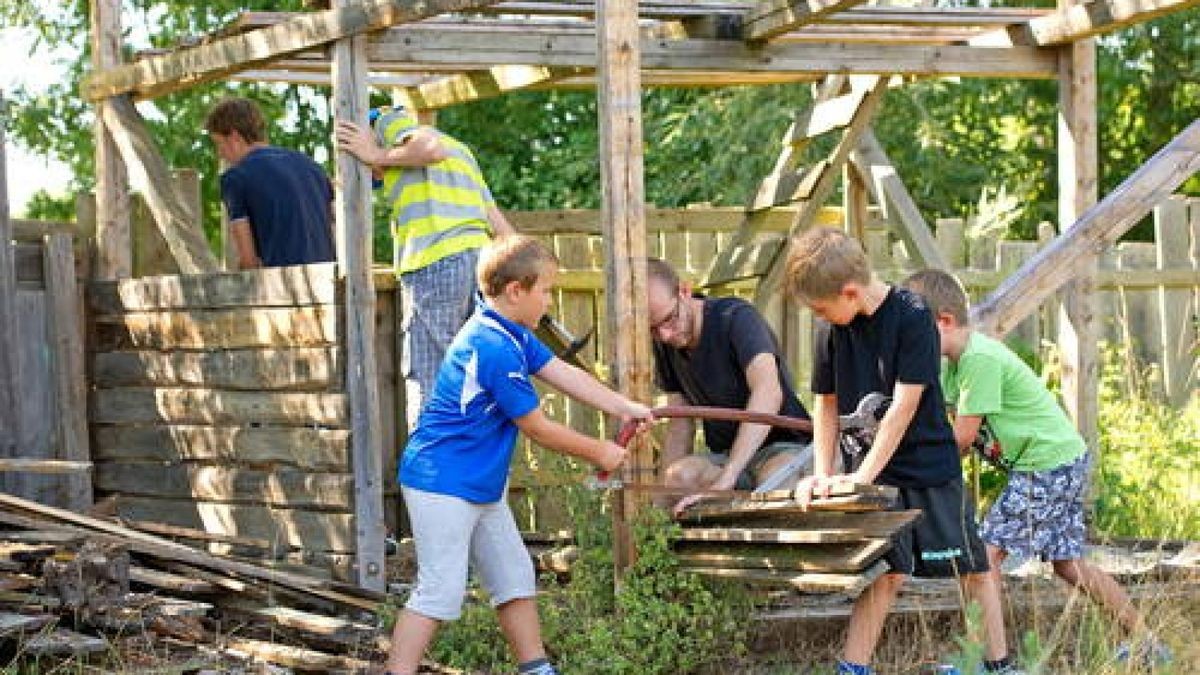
[
  {"left": 205, "top": 97, "right": 335, "bottom": 269},
  {"left": 387, "top": 234, "right": 652, "bottom": 675}
]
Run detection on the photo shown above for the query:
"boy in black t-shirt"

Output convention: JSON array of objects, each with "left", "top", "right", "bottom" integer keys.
[{"left": 785, "top": 228, "right": 1020, "bottom": 675}]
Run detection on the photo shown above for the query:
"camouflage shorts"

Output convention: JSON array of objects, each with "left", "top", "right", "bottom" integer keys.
[{"left": 980, "top": 452, "right": 1090, "bottom": 561}]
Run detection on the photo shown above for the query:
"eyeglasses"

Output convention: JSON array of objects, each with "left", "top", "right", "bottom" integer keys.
[{"left": 650, "top": 295, "right": 682, "bottom": 333}]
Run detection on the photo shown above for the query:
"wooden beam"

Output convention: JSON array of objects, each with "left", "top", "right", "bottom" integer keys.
[
  {"left": 82, "top": 0, "right": 507, "bottom": 101},
  {"left": 91, "top": 0, "right": 132, "bottom": 279},
  {"left": 0, "top": 460, "right": 92, "bottom": 475},
  {"left": 971, "top": 118, "right": 1200, "bottom": 335},
  {"left": 100, "top": 96, "right": 219, "bottom": 274},
  {"left": 508, "top": 205, "right": 844, "bottom": 234},
  {"left": 597, "top": 0, "right": 651, "bottom": 578},
  {"left": 332, "top": 0, "right": 386, "bottom": 593},
  {"left": 746, "top": 0, "right": 871, "bottom": 42},
  {"left": 850, "top": 130, "right": 948, "bottom": 269},
  {"left": 368, "top": 31, "right": 1058, "bottom": 78},
  {"left": 972, "top": 0, "right": 1200, "bottom": 47},
  {"left": 402, "top": 65, "right": 585, "bottom": 110},
  {"left": 0, "top": 91, "right": 18, "bottom": 458}
]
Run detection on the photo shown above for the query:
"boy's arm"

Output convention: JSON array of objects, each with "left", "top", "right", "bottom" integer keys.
[
  {"left": 795, "top": 393, "right": 839, "bottom": 508},
  {"left": 950, "top": 412, "right": 984, "bottom": 453},
  {"left": 487, "top": 204, "right": 516, "bottom": 237},
  {"left": 334, "top": 121, "right": 447, "bottom": 167},
  {"left": 513, "top": 406, "right": 627, "bottom": 471},
  {"left": 535, "top": 357, "right": 652, "bottom": 421},
  {"left": 230, "top": 220, "right": 262, "bottom": 269},
  {"left": 847, "top": 381, "right": 924, "bottom": 485},
  {"left": 708, "top": 353, "right": 783, "bottom": 490}
]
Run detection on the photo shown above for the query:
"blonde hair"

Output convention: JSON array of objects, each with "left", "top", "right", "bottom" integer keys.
[
  {"left": 477, "top": 235, "right": 558, "bottom": 298},
  {"left": 646, "top": 257, "right": 681, "bottom": 292},
  {"left": 901, "top": 269, "right": 970, "bottom": 325},
  {"left": 785, "top": 227, "right": 872, "bottom": 301}
]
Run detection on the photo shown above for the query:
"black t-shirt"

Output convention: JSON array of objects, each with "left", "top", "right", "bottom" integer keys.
[
  {"left": 654, "top": 296, "right": 812, "bottom": 453},
  {"left": 220, "top": 146, "right": 336, "bottom": 267},
  {"left": 811, "top": 286, "right": 960, "bottom": 488}
]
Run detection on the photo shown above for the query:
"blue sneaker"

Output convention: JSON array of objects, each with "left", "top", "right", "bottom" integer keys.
[{"left": 1115, "top": 640, "right": 1173, "bottom": 669}]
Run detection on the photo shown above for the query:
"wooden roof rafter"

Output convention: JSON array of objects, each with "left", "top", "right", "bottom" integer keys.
[
  {"left": 745, "top": 0, "right": 873, "bottom": 42},
  {"left": 969, "top": 0, "right": 1200, "bottom": 46}
]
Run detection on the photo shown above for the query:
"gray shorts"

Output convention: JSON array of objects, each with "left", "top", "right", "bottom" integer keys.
[
  {"left": 401, "top": 486, "right": 537, "bottom": 621},
  {"left": 399, "top": 247, "right": 481, "bottom": 428},
  {"left": 980, "top": 452, "right": 1090, "bottom": 562},
  {"left": 703, "top": 441, "right": 806, "bottom": 490}
]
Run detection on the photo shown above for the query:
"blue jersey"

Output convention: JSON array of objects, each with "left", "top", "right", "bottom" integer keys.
[{"left": 399, "top": 305, "right": 554, "bottom": 503}]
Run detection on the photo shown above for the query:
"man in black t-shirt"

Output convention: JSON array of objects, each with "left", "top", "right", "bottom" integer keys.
[
  {"left": 205, "top": 98, "right": 335, "bottom": 269},
  {"left": 646, "top": 258, "right": 812, "bottom": 515}
]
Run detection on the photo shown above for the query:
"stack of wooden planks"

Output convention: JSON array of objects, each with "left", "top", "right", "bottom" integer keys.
[{"left": 675, "top": 484, "right": 921, "bottom": 596}]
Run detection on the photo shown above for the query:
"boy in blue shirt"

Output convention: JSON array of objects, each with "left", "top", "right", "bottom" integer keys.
[
  {"left": 385, "top": 234, "right": 652, "bottom": 675},
  {"left": 902, "top": 269, "right": 1170, "bottom": 669},
  {"left": 786, "top": 228, "right": 1019, "bottom": 675}
]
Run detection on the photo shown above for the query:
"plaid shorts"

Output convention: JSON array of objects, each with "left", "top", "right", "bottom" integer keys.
[
  {"left": 399, "top": 248, "right": 481, "bottom": 426},
  {"left": 980, "top": 452, "right": 1090, "bottom": 561}
]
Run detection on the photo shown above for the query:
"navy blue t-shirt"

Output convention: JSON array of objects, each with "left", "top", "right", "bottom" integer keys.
[
  {"left": 811, "top": 287, "right": 961, "bottom": 488},
  {"left": 220, "top": 146, "right": 335, "bottom": 267}
]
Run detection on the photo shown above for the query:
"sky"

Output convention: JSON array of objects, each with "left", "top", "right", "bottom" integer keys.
[{"left": 1, "top": 26, "right": 73, "bottom": 217}]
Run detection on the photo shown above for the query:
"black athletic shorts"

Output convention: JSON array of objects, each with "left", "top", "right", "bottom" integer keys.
[{"left": 885, "top": 479, "right": 990, "bottom": 578}]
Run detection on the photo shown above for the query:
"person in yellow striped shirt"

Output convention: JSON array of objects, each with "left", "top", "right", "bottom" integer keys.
[{"left": 337, "top": 108, "right": 516, "bottom": 431}]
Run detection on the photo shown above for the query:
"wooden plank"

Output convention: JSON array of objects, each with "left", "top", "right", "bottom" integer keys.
[
  {"left": 96, "top": 463, "right": 354, "bottom": 510},
  {"left": 11, "top": 220, "right": 77, "bottom": 241},
  {"left": 972, "top": 0, "right": 1200, "bottom": 47},
  {"left": 91, "top": 388, "right": 348, "bottom": 426},
  {"left": 24, "top": 628, "right": 108, "bottom": 656},
  {"left": 333, "top": 0, "right": 387, "bottom": 593},
  {"left": 681, "top": 502, "right": 918, "bottom": 527},
  {"left": 12, "top": 244, "right": 43, "bottom": 288},
  {"left": 688, "top": 558, "right": 888, "bottom": 594},
  {"left": 746, "top": 0, "right": 871, "bottom": 42},
  {"left": 93, "top": 305, "right": 339, "bottom": 350},
  {"left": 367, "top": 31, "right": 1058, "bottom": 78},
  {"left": 91, "top": 0, "right": 132, "bottom": 280},
  {"left": 676, "top": 538, "right": 890, "bottom": 572},
  {"left": 1153, "top": 197, "right": 1197, "bottom": 405},
  {"left": 42, "top": 233, "right": 92, "bottom": 510},
  {"left": 851, "top": 131, "right": 948, "bottom": 269},
  {"left": 677, "top": 526, "right": 878, "bottom": 545},
  {"left": 100, "top": 96, "right": 217, "bottom": 274},
  {"left": 3, "top": 291, "right": 58, "bottom": 506},
  {"left": 598, "top": 0, "right": 653, "bottom": 577},
  {"left": 0, "top": 460, "right": 92, "bottom": 475},
  {"left": 129, "top": 566, "right": 217, "bottom": 594},
  {"left": 404, "top": 65, "right": 585, "bottom": 110},
  {"left": 0, "top": 93, "right": 18, "bottom": 460},
  {"left": 88, "top": 263, "right": 339, "bottom": 312},
  {"left": 93, "top": 347, "right": 342, "bottom": 390},
  {"left": 250, "top": 606, "right": 376, "bottom": 644},
  {"left": 94, "top": 425, "right": 350, "bottom": 469},
  {"left": 123, "top": 520, "right": 275, "bottom": 551},
  {"left": 81, "top": 0, "right": 507, "bottom": 101},
  {"left": 972, "top": 118, "right": 1200, "bottom": 337},
  {"left": 508, "top": 206, "right": 843, "bottom": 235},
  {"left": 114, "top": 497, "right": 355, "bottom": 553},
  {"left": 224, "top": 637, "right": 371, "bottom": 672},
  {"left": 0, "top": 612, "right": 55, "bottom": 637}
]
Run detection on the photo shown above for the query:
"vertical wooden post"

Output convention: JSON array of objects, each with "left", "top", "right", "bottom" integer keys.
[
  {"left": 597, "top": 0, "right": 651, "bottom": 577},
  {"left": 844, "top": 165, "right": 869, "bottom": 243},
  {"left": 1056, "top": 28, "right": 1099, "bottom": 449},
  {"left": 1153, "top": 197, "right": 1196, "bottom": 406},
  {"left": 332, "top": 0, "right": 385, "bottom": 592},
  {"left": 90, "top": 0, "right": 131, "bottom": 280},
  {"left": 0, "top": 91, "right": 19, "bottom": 456},
  {"left": 42, "top": 233, "right": 92, "bottom": 510}
]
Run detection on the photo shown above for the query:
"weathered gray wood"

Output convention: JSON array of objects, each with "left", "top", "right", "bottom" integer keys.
[
  {"left": 851, "top": 130, "right": 948, "bottom": 269},
  {"left": 0, "top": 612, "right": 55, "bottom": 638},
  {"left": 93, "top": 347, "right": 342, "bottom": 390},
  {"left": 509, "top": 206, "right": 848, "bottom": 235},
  {"left": 746, "top": 0, "right": 871, "bottom": 42},
  {"left": 91, "top": 0, "right": 131, "bottom": 280},
  {"left": 598, "top": 0, "right": 653, "bottom": 576},
  {"left": 116, "top": 497, "right": 356, "bottom": 552},
  {"left": 250, "top": 606, "right": 376, "bottom": 645},
  {"left": 88, "top": 262, "right": 339, "bottom": 312},
  {"left": 1153, "top": 197, "right": 1197, "bottom": 405},
  {"left": 100, "top": 96, "right": 218, "bottom": 274},
  {"left": 405, "top": 65, "right": 585, "bottom": 110},
  {"left": 129, "top": 565, "right": 217, "bottom": 593},
  {"left": 24, "top": 628, "right": 109, "bottom": 656},
  {"left": 935, "top": 217, "right": 967, "bottom": 267},
  {"left": 367, "top": 30, "right": 1059, "bottom": 78},
  {"left": 94, "top": 424, "right": 349, "bottom": 469},
  {"left": 1116, "top": 243, "right": 1163, "bottom": 373},
  {"left": 12, "top": 244, "right": 45, "bottom": 288},
  {"left": 95, "top": 463, "right": 354, "bottom": 509},
  {"left": 687, "top": 559, "right": 888, "bottom": 594},
  {"left": 0, "top": 92, "right": 18, "bottom": 460},
  {"left": 973, "top": 0, "right": 1200, "bottom": 46},
  {"left": 42, "top": 234, "right": 92, "bottom": 510},
  {"left": 333, "top": 0, "right": 386, "bottom": 593},
  {"left": 82, "top": 0, "right": 507, "bottom": 100},
  {"left": 677, "top": 526, "right": 876, "bottom": 544},
  {"left": 676, "top": 539, "right": 889, "bottom": 573},
  {"left": 91, "top": 387, "right": 348, "bottom": 426},
  {"left": 680, "top": 503, "right": 918, "bottom": 528},
  {"left": 93, "top": 305, "right": 339, "bottom": 350},
  {"left": 4, "top": 291, "right": 58, "bottom": 505},
  {"left": 972, "top": 118, "right": 1200, "bottom": 337},
  {"left": 0, "top": 460, "right": 92, "bottom": 475},
  {"left": 223, "top": 637, "right": 371, "bottom": 672}
]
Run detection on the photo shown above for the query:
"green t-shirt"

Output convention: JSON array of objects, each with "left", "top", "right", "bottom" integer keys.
[{"left": 941, "top": 332, "right": 1086, "bottom": 471}]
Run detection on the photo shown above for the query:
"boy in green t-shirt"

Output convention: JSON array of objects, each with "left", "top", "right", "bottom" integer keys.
[{"left": 902, "top": 270, "right": 1171, "bottom": 667}]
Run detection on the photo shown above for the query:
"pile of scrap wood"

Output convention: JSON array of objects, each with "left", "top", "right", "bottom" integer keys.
[
  {"left": 0, "top": 491, "right": 456, "bottom": 673},
  {"left": 674, "top": 484, "right": 919, "bottom": 596}
]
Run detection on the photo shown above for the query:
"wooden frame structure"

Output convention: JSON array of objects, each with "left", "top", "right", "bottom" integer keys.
[{"left": 74, "top": 0, "right": 1200, "bottom": 588}]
